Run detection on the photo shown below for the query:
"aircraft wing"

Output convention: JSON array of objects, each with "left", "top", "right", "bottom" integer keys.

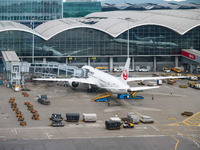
[
  {"left": 102, "top": 86, "right": 159, "bottom": 92},
  {"left": 127, "top": 76, "right": 186, "bottom": 82},
  {"left": 128, "top": 86, "right": 159, "bottom": 92},
  {"left": 33, "top": 78, "right": 96, "bottom": 85}
]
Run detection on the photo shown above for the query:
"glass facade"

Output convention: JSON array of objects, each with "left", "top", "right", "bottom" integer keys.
[
  {"left": 63, "top": 2, "right": 101, "bottom": 18},
  {"left": 0, "top": 25, "right": 199, "bottom": 63},
  {"left": 0, "top": 0, "right": 62, "bottom": 21}
]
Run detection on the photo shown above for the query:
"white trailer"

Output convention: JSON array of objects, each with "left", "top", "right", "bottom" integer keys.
[{"left": 83, "top": 113, "right": 97, "bottom": 122}]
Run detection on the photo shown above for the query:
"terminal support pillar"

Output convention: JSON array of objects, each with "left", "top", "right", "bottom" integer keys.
[
  {"left": 88, "top": 57, "right": 91, "bottom": 66},
  {"left": 109, "top": 57, "right": 113, "bottom": 72},
  {"left": 175, "top": 56, "right": 179, "bottom": 67},
  {"left": 43, "top": 58, "right": 46, "bottom": 63},
  {"left": 66, "top": 58, "right": 68, "bottom": 65},
  {"left": 153, "top": 56, "right": 156, "bottom": 71},
  {"left": 190, "top": 64, "right": 193, "bottom": 74},
  {"left": 132, "top": 56, "right": 134, "bottom": 70},
  {"left": 196, "top": 65, "right": 198, "bottom": 74}
]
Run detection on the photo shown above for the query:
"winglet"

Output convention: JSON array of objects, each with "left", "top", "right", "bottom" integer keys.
[{"left": 119, "top": 58, "right": 130, "bottom": 84}]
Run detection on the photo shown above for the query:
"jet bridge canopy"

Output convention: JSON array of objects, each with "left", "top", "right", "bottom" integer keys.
[{"left": 182, "top": 49, "right": 200, "bottom": 73}]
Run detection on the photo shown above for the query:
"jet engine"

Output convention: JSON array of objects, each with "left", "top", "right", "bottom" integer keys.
[{"left": 69, "top": 81, "right": 79, "bottom": 88}]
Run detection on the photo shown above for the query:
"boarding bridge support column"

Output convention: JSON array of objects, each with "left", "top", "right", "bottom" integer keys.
[
  {"left": 175, "top": 56, "right": 178, "bottom": 67},
  {"left": 88, "top": 57, "right": 91, "bottom": 66},
  {"left": 109, "top": 57, "right": 113, "bottom": 72},
  {"left": 132, "top": 56, "right": 134, "bottom": 70},
  {"left": 153, "top": 56, "right": 156, "bottom": 71},
  {"left": 43, "top": 57, "right": 46, "bottom": 63}
]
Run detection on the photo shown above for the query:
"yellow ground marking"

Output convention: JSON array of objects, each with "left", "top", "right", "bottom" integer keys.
[
  {"left": 182, "top": 112, "right": 200, "bottom": 126},
  {"left": 153, "top": 124, "right": 179, "bottom": 150},
  {"left": 168, "top": 111, "right": 200, "bottom": 126},
  {"left": 168, "top": 123, "right": 180, "bottom": 126},
  {"left": 168, "top": 127, "right": 200, "bottom": 144}
]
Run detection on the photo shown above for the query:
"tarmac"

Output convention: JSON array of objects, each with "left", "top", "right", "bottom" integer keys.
[{"left": 0, "top": 72, "right": 200, "bottom": 150}]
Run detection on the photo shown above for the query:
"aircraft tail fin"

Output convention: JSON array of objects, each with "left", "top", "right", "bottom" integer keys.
[{"left": 119, "top": 58, "right": 130, "bottom": 84}]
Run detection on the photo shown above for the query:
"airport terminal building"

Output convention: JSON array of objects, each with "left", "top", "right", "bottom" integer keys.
[{"left": 0, "top": 9, "right": 200, "bottom": 71}]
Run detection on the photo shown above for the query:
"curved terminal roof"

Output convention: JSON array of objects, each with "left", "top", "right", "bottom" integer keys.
[
  {"left": 0, "top": 9, "right": 200, "bottom": 41},
  {"left": 0, "top": 21, "right": 41, "bottom": 38},
  {"left": 35, "top": 9, "right": 200, "bottom": 40}
]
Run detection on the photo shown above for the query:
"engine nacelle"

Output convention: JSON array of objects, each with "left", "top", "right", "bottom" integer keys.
[{"left": 69, "top": 81, "right": 79, "bottom": 88}]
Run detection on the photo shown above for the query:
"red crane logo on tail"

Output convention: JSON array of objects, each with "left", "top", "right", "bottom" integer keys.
[{"left": 123, "top": 69, "right": 128, "bottom": 80}]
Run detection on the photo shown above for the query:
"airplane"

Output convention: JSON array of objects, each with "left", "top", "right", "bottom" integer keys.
[{"left": 33, "top": 58, "right": 186, "bottom": 95}]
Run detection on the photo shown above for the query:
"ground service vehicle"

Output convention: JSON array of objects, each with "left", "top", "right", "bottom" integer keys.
[
  {"left": 163, "top": 67, "right": 170, "bottom": 73},
  {"left": 138, "top": 68, "right": 149, "bottom": 72},
  {"left": 182, "top": 111, "right": 193, "bottom": 116},
  {"left": 174, "top": 68, "right": 181, "bottom": 73},
  {"left": 38, "top": 95, "right": 50, "bottom": 105},
  {"left": 123, "top": 122, "right": 134, "bottom": 128}
]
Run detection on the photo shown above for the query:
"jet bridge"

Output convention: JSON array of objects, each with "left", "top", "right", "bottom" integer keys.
[
  {"left": 1, "top": 51, "right": 21, "bottom": 86},
  {"left": 30, "top": 62, "right": 86, "bottom": 78}
]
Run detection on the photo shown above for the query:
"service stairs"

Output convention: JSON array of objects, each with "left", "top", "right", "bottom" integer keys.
[{"left": 91, "top": 92, "right": 112, "bottom": 102}]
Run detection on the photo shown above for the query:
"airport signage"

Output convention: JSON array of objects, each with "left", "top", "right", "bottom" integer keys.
[{"left": 182, "top": 51, "right": 196, "bottom": 60}]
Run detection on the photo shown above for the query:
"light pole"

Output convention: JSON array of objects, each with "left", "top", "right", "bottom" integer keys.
[
  {"left": 32, "top": 18, "right": 35, "bottom": 64},
  {"left": 126, "top": 18, "right": 131, "bottom": 59}
]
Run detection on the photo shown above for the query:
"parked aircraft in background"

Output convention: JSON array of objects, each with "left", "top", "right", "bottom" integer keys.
[
  {"left": 33, "top": 58, "right": 186, "bottom": 95},
  {"left": 113, "top": 33, "right": 178, "bottom": 47},
  {"left": 34, "top": 46, "right": 91, "bottom": 56},
  {"left": 113, "top": 38, "right": 178, "bottom": 47}
]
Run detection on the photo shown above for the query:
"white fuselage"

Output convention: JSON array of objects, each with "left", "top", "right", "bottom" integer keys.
[{"left": 83, "top": 66, "right": 129, "bottom": 94}]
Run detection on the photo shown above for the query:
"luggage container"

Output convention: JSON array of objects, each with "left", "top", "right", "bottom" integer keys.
[
  {"left": 127, "top": 112, "right": 140, "bottom": 124},
  {"left": 157, "top": 80, "right": 162, "bottom": 85},
  {"left": 140, "top": 116, "right": 154, "bottom": 123},
  {"left": 147, "top": 82, "right": 157, "bottom": 86},
  {"left": 127, "top": 112, "right": 135, "bottom": 118},
  {"left": 105, "top": 120, "right": 121, "bottom": 130},
  {"left": 83, "top": 113, "right": 97, "bottom": 122},
  {"left": 109, "top": 115, "right": 121, "bottom": 123},
  {"left": 66, "top": 113, "right": 80, "bottom": 122}
]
